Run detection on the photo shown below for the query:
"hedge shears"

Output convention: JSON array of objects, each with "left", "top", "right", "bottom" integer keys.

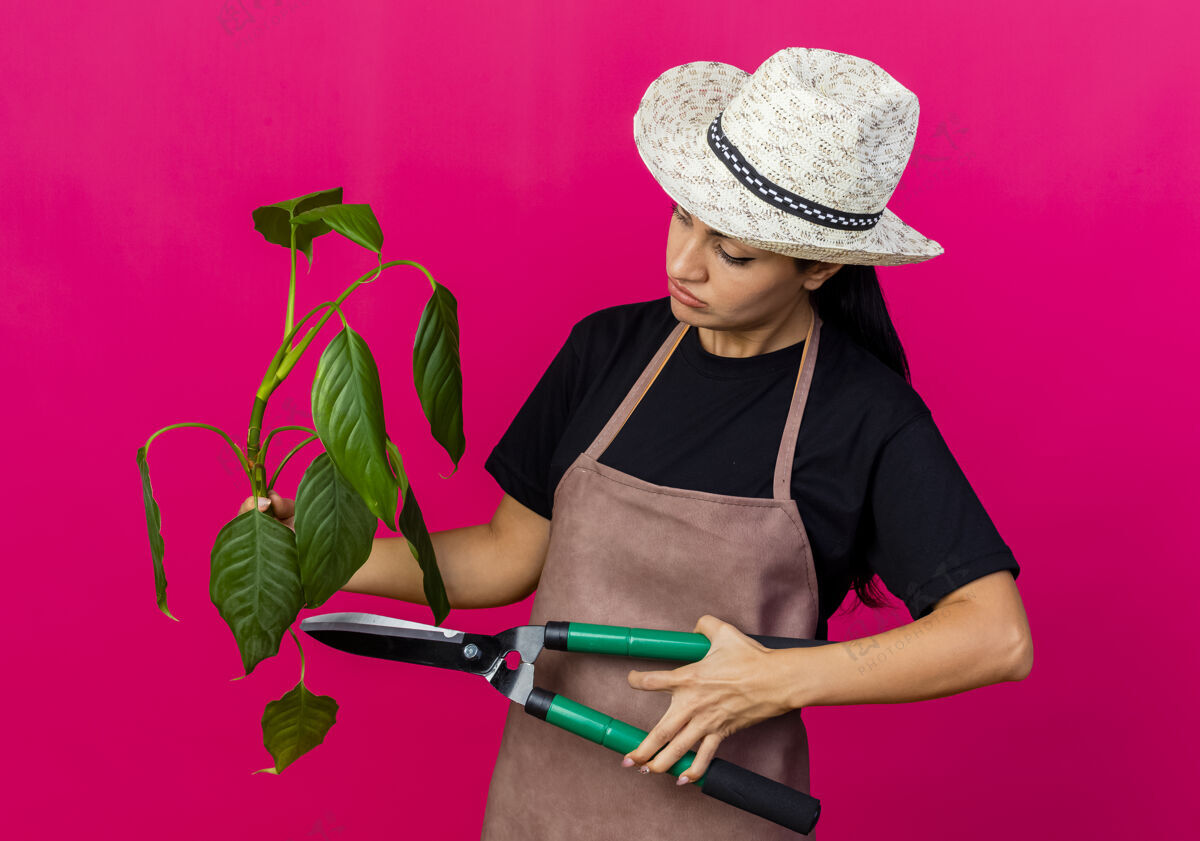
[{"left": 299, "top": 611, "right": 834, "bottom": 835}]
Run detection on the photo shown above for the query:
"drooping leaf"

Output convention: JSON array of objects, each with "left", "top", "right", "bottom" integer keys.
[
  {"left": 257, "top": 679, "right": 338, "bottom": 774},
  {"left": 210, "top": 510, "right": 304, "bottom": 675},
  {"left": 384, "top": 435, "right": 409, "bottom": 499},
  {"left": 137, "top": 446, "right": 176, "bottom": 621},
  {"left": 397, "top": 482, "right": 450, "bottom": 625},
  {"left": 251, "top": 187, "right": 344, "bottom": 263},
  {"left": 311, "top": 327, "right": 399, "bottom": 530},
  {"left": 290, "top": 203, "right": 383, "bottom": 254},
  {"left": 413, "top": 281, "right": 465, "bottom": 473},
  {"left": 382, "top": 437, "right": 446, "bottom": 620},
  {"left": 294, "top": 452, "right": 377, "bottom": 608}
]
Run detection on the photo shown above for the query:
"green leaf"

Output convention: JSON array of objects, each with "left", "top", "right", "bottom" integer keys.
[
  {"left": 397, "top": 483, "right": 450, "bottom": 625},
  {"left": 384, "top": 435, "right": 409, "bottom": 499},
  {"left": 251, "top": 187, "right": 344, "bottom": 263},
  {"left": 258, "top": 679, "right": 338, "bottom": 774},
  {"left": 290, "top": 204, "right": 383, "bottom": 254},
  {"left": 413, "top": 281, "right": 465, "bottom": 474},
  {"left": 209, "top": 510, "right": 304, "bottom": 675},
  {"left": 294, "top": 452, "right": 377, "bottom": 608},
  {"left": 311, "top": 326, "right": 399, "bottom": 530},
  {"left": 137, "top": 446, "right": 176, "bottom": 621}
]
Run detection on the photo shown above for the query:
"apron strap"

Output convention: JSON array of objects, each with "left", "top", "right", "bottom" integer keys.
[
  {"left": 772, "top": 307, "right": 822, "bottom": 500},
  {"left": 585, "top": 320, "right": 688, "bottom": 459},
  {"left": 585, "top": 305, "right": 823, "bottom": 495}
]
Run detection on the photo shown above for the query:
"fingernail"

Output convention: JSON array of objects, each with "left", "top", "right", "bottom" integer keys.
[
  {"left": 676, "top": 776, "right": 690, "bottom": 786},
  {"left": 638, "top": 766, "right": 649, "bottom": 775},
  {"left": 621, "top": 757, "right": 634, "bottom": 768}
]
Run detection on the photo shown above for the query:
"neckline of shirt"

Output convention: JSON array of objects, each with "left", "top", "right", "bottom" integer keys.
[{"left": 676, "top": 319, "right": 807, "bottom": 380}]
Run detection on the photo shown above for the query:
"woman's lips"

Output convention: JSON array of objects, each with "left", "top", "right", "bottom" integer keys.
[{"left": 668, "top": 276, "right": 707, "bottom": 307}]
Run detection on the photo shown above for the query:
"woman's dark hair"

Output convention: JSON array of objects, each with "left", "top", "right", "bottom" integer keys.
[
  {"left": 798, "top": 257, "right": 909, "bottom": 611},
  {"left": 801, "top": 259, "right": 911, "bottom": 383}
]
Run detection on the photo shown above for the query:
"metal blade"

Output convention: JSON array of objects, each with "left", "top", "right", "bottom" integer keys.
[
  {"left": 299, "top": 612, "right": 547, "bottom": 704},
  {"left": 302, "top": 612, "right": 468, "bottom": 642},
  {"left": 300, "top": 612, "right": 494, "bottom": 677}
]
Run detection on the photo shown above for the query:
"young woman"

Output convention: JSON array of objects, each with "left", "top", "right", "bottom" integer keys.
[{"left": 244, "top": 47, "right": 1032, "bottom": 840}]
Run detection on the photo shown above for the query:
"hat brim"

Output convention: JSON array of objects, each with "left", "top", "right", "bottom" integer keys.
[{"left": 633, "top": 61, "right": 944, "bottom": 266}]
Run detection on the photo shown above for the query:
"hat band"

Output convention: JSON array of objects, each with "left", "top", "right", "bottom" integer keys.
[{"left": 707, "top": 111, "right": 884, "bottom": 231}]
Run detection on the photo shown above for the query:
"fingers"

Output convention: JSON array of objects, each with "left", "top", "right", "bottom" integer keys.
[
  {"left": 676, "top": 733, "right": 722, "bottom": 784},
  {"left": 237, "top": 492, "right": 296, "bottom": 523},
  {"left": 266, "top": 489, "right": 295, "bottom": 519},
  {"left": 624, "top": 715, "right": 681, "bottom": 772},
  {"left": 693, "top": 613, "right": 722, "bottom": 637},
  {"left": 694, "top": 613, "right": 744, "bottom": 645},
  {"left": 624, "top": 717, "right": 721, "bottom": 783},
  {"left": 618, "top": 615, "right": 766, "bottom": 788},
  {"left": 622, "top": 707, "right": 689, "bottom": 771},
  {"left": 645, "top": 720, "right": 711, "bottom": 776},
  {"left": 239, "top": 495, "right": 270, "bottom": 515},
  {"left": 627, "top": 668, "right": 673, "bottom": 691},
  {"left": 693, "top": 614, "right": 765, "bottom": 653}
]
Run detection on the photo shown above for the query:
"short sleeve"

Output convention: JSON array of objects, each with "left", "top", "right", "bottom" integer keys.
[
  {"left": 484, "top": 322, "right": 586, "bottom": 519},
  {"left": 865, "top": 411, "right": 1020, "bottom": 620}
]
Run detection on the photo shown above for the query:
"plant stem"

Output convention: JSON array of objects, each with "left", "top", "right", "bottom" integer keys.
[
  {"left": 379, "top": 259, "right": 438, "bottom": 291},
  {"left": 289, "top": 627, "right": 306, "bottom": 683},
  {"left": 143, "top": 422, "right": 252, "bottom": 485},
  {"left": 265, "top": 259, "right": 432, "bottom": 399},
  {"left": 256, "top": 302, "right": 339, "bottom": 403},
  {"left": 268, "top": 435, "right": 319, "bottom": 490},
  {"left": 260, "top": 425, "right": 318, "bottom": 466},
  {"left": 248, "top": 258, "right": 436, "bottom": 497},
  {"left": 248, "top": 303, "right": 339, "bottom": 497},
  {"left": 285, "top": 226, "right": 297, "bottom": 337},
  {"left": 276, "top": 257, "right": 432, "bottom": 364},
  {"left": 247, "top": 396, "right": 269, "bottom": 497}
]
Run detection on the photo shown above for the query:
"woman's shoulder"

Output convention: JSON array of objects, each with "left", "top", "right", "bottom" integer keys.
[
  {"left": 572, "top": 295, "right": 675, "bottom": 334},
  {"left": 565, "top": 296, "right": 676, "bottom": 360},
  {"left": 816, "top": 318, "right": 931, "bottom": 435}
]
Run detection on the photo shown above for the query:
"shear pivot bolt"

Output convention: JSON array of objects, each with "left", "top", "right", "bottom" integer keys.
[{"left": 463, "top": 643, "right": 481, "bottom": 660}]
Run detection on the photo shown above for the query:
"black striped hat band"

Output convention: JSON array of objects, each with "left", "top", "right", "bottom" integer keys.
[{"left": 707, "top": 111, "right": 884, "bottom": 231}]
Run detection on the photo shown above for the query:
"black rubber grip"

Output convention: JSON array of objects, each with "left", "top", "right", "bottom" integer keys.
[
  {"left": 524, "top": 687, "right": 555, "bottom": 720},
  {"left": 700, "top": 758, "right": 820, "bottom": 835},
  {"left": 748, "top": 634, "right": 836, "bottom": 649},
  {"left": 544, "top": 621, "right": 571, "bottom": 650}
]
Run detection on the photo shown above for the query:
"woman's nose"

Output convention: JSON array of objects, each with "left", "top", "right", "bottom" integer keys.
[{"left": 668, "top": 239, "right": 708, "bottom": 279}]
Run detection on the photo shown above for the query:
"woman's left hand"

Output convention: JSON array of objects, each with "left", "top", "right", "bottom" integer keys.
[{"left": 621, "top": 614, "right": 794, "bottom": 785}]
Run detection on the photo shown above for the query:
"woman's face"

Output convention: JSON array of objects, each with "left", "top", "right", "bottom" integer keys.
[{"left": 665, "top": 201, "right": 838, "bottom": 330}]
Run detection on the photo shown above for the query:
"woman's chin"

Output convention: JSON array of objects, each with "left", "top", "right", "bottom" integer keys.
[{"left": 669, "top": 296, "right": 710, "bottom": 322}]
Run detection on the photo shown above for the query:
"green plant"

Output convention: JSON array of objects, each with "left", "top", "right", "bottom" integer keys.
[{"left": 137, "top": 187, "right": 462, "bottom": 773}]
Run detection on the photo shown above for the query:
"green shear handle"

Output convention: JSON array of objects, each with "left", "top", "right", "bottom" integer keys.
[
  {"left": 529, "top": 620, "right": 832, "bottom": 834},
  {"left": 544, "top": 619, "right": 832, "bottom": 660}
]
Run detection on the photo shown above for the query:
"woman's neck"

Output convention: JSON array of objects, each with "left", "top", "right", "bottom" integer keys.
[{"left": 694, "top": 299, "right": 813, "bottom": 358}]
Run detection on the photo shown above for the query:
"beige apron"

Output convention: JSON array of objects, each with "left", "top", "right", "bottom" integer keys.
[{"left": 482, "top": 307, "right": 824, "bottom": 840}]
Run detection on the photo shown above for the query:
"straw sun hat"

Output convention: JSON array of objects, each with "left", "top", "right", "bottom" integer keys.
[{"left": 633, "top": 47, "right": 944, "bottom": 266}]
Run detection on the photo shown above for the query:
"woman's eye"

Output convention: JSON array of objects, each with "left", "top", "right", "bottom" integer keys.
[
  {"left": 713, "top": 244, "right": 747, "bottom": 266},
  {"left": 671, "top": 203, "right": 750, "bottom": 267}
]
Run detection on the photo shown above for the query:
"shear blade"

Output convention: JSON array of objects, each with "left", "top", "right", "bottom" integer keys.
[{"left": 300, "top": 611, "right": 498, "bottom": 677}]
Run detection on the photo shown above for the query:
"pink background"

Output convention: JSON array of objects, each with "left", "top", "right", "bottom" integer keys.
[{"left": 2, "top": 1, "right": 1195, "bottom": 838}]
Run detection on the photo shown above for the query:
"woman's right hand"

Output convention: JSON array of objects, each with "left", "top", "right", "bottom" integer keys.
[{"left": 238, "top": 489, "right": 296, "bottom": 531}]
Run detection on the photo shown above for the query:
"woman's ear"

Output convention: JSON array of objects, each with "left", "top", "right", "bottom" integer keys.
[{"left": 802, "top": 262, "right": 844, "bottom": 292}]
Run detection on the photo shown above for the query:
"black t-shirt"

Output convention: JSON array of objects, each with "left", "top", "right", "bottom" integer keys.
[{"left": 485, "top": 296, "right": 1019, "bottom": 639}]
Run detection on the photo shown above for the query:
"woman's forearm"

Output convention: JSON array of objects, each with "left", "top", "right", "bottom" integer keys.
[
  {"left": 780, "top": 589, "right": 1032, "bottom": 709},
  {"left": 340, "top": 523, "right": 530, "bottom": 609}
]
